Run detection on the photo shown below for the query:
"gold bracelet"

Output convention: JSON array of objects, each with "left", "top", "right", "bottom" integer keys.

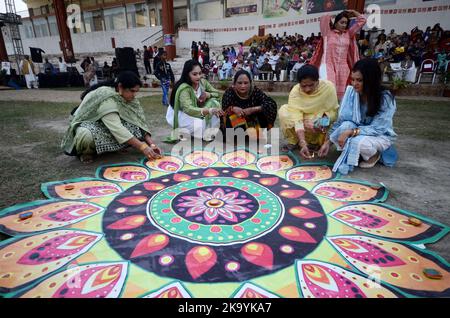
[{"left": 139, "top": 143, "right": 148, "bottom": 152}]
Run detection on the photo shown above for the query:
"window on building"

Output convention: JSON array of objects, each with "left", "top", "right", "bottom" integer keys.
[
  {"left": 189, "top": 0, "right": 222, "bottom": 21},
  {"left": 33, "top": 18, "right": 49, "bottom": 37},
  {"left": 21, "top": 20, "right": 35, "bottom": 39},
  {"left": 104, "top": 6, "right": 126, "bottom": 31},
  {"left": 48, "top": 16, "right": 59, "bottom": 36},
  {"left": 126, "top": 3, "right": 150, "bottom": 28},
  {"left": 150, "top": 8, "right": 157, "bottom": 26},
  {"left": 84, "top": 10, "right": 104, "bottom": 32}
]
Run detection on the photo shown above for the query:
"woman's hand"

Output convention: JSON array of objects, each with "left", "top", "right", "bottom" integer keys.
[
  {"left": 210, "top": 108, "right": 225, "bottom": 117},
  {"left": 346, "top": 9, "right": 361, "bottom": 17},
  {"left": 338, "top": 130, "right": 354, "bottom": 148},
  {"left": 299, "top": 145, "right": 312, "bottom": 160},
  {"left": 143, "top": 146, "right": 162, "bottom": 160},
  {"left": 318, "top": 141, "right": 330, "bottom": 158},
  {"left": 232, "top": 106, "right": 245, "bottom": 117}
]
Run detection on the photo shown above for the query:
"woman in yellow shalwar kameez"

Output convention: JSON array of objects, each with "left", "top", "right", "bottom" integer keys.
[{"left": 278, "top": 64, "right": 339, "bottom": 159}]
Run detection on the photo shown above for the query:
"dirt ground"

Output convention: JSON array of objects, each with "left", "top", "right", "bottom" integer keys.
[{"left": 0, "top": 89, "right": 449, "bottom": 262}]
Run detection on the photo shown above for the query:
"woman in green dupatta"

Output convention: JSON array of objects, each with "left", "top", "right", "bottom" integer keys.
[
  {"left": 165, "top": 60, "right": 224, "bottom": 143},
  {"left": 61, "top": 71, "right": 162, "bottom": 163}
]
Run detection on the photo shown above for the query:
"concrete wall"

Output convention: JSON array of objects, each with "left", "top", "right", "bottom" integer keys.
[
  {"left": 9, "top": 25, "right": 163, "bottom": 55},
  {"left": 177, "top": 0, "right": 450, "bottom": 48}
]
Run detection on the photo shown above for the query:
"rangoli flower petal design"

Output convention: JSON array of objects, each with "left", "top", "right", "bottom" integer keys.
[{"left": 0, "top": 149, "right": 448, "bottom": 298}]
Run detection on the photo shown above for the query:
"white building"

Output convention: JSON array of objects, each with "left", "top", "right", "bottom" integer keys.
[{"left": 2, "top": 0, "right": 450, "bottom": 55}]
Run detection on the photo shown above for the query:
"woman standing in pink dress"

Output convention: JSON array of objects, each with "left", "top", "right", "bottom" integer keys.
[{"left": 310, "top": 10, "right": 367, "bottom": 100}]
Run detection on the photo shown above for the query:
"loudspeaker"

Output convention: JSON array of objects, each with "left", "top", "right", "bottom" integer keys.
[
  {"left": 30, "top": 47, "right": 44, "bottom": 63},
  {"left": 115, "top": 47, "right": 138, "bottom": 76}
]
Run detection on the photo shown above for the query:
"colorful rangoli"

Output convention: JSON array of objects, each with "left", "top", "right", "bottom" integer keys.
[{"left": 0, "top": 149, "right": 449, "bottom": 298}]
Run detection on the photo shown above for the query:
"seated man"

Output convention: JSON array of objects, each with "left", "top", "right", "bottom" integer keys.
[
  {"left": 219, "top": 57, "right": 232, "bottom": 80},
  {"left": 258, "top": 58, "right": 273, "bottom": 80}
]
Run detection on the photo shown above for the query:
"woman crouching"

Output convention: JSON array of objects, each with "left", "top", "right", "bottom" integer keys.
[
  {"left": 61, "top": 71, "right": 162, "bottom": 163},
  {"left": 329, "top": 58, "right": 398, "bottom": 174}
]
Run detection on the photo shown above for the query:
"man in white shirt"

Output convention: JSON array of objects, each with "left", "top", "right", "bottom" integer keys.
[
  {"left": 58, "top": 57, "right": 68, "bottom": 73},
  {"left": 269, "top": 50, "right": 279, "bottom": 71}
]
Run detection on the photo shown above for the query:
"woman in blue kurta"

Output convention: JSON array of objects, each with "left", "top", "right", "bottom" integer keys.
[{"left": 329, "top": 58, "right": 398, "bottom": 175}]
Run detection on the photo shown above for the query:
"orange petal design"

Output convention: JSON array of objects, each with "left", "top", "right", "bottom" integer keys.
[
  {"left": 289, "top": 206, "right": 323, "bottom": 219},
  {"left": 241, "top": 243, "right": 273, "bottom": 269},
  {"left": 328, "top": 235, "right": 450, "bottom": 297},
  {"left": 185, "top": 246, "right": 217, "bottom": 279},
  {"left": 173, "top": 174, "right": 191, "bottom": 182},
  {"left": 279, "top": 226, "right": 317, "bottom": 243},
  {"left": 131, "top": 234, "right": 169, "bottom": 258},
  {"left": 233, "top": 283, "right": 280, "bottom": 298},
  {"left": 330, "top": 204, "right": 433, "bottom": 240},
  {"left": 184, "top": 151, "right": 219, "bottom": 168},
  {"left": 117, "top": 196, "right": 149, "bottom": 206},
  {"left": 106, "top": 215, "right": 146, "bottom": 230},
  {"left": 286, "top": 166, "right": 333, "bottom": 182},
  {"left": 222, "top": 150, "right": 256, "bottom": 167},
  {"left": 52, "top": 181, "right": 122, "bottom": 200},
  {"left": 232, "top": 170, "right": 250, "bottom": 179},
  {"left": 143, "top": 182, "right": 165, "bottom": 191},
  {"left": 257, "top": 155, "right": 294, "bottom": 173},
  {"left": 145, "top": 156, "right": 183, "bottom": 173},
  {"left": 203, "top": 169, "right": 219, "bottom": 177},
  {"left": 0, "top": 201, "right": 103, "bottom": 235},
  {"left": 20, "top": 262, "right": 128, "bottom": 298},
  {"left": 142, "top": 282, "right": 191, "bottom": 298},
  {"left": 280, "top": 189, "right": 306, "bottom": 199},
  {"left": 259, "top": 177, "right": 279, "bottom": 186},
  {"left": 312, "top": 181, "right": 382, "bottom": 202},
  {"left": 102, "top": 165, "right": 150, "bottom": 182}
]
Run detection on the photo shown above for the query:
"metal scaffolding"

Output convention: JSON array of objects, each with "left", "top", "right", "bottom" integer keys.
[{"left": 1, "top": 0, "right": 24, "bottom": 70}]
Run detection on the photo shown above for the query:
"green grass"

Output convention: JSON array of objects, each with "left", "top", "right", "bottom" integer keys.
[{"left": 0, "top": 96, "right": 449, "bottom": 211}]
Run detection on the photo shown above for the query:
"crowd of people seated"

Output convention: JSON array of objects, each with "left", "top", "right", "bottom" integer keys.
[
  {"left": 192, "top": 23, "right": 448, "bottom": 85},
  {"left": 360, "top": 23, "right": 450, "bottom": 83}
]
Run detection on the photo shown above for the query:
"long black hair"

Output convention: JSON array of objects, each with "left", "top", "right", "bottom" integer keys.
[
  {"left": 169, "top": 59, "right": 202, "bottom": 107},
  {"left": 80, "top": 70, "right": 142, "bottom": 101},
  {"left": 332, "top": 11, "right": 350, "bottom": 30},
  {"left": 297, "top": 64, "right": 319, "bottom": 82},
  {"left": 352, "top": 58, "right": 390, "bottom": 117}
]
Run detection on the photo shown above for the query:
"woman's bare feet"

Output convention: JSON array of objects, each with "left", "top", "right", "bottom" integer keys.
[{"left": 80, "top": 154, "right": 94, "bottom": 164}]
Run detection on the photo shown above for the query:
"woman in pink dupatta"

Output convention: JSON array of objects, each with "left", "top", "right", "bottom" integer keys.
[{"left": 310, "top": 10, "right": 367, "bottom": 100}]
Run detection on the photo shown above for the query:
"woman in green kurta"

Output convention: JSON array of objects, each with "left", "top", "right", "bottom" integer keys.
[
  {"left": 165, "top": 60, "right": 224, "bottom": 143},
  {"left": 61, "top": 71, "right": 162, "bottom": 163}
]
